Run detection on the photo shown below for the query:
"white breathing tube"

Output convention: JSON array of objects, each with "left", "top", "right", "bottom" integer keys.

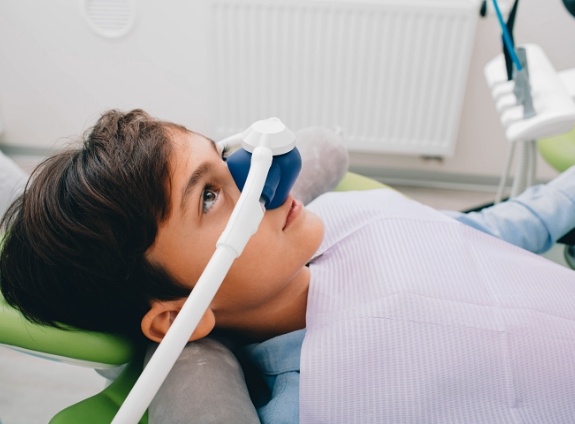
[{"left": 111, "top": 118, "right": 299, "bottom": 424}]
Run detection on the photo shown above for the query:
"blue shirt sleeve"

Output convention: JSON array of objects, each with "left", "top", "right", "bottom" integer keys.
[{"left": 444, "top": 166, "right": 575, "bottom": 254}]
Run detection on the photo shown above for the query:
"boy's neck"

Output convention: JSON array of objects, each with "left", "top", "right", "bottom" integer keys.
[{"left": 215, "top": 266, "right": 310, "bottom": 343}]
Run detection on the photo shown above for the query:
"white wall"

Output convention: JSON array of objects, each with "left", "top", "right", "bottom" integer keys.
[
  {"left": 352, "top": 0, "right": 575, "bottom": 183},
  {"left": 0, "top": 0, "right": 214, "bottom": 147},
  {"left": 1, "top": 0, "right": 575, "bottom": 184}
]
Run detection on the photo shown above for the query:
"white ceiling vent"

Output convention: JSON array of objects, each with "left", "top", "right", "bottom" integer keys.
[{"left": 81, "top": 0, "right": 136, "bottom": 39}]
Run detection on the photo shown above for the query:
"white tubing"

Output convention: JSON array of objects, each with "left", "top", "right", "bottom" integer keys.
[
  {"left": 111, "top": 144, "right": 273, "bottom": 424},
  {"left": 111, "top": 246, "right": 237, "bottom": 423},
  {"left": 496, "top": 142, "right": 516, "bottom": 203},
  {"left": 216, "top": 133, "right": 243, "bottom": 150},
  {"left": 525, "top": 139, "right": 537, "bottom": 189},
  {"left": 511, "top": 141, "right": 528, "bottom": 197},
  {"left": 218, "top": 145, "right": 270, "bottom": 252}
]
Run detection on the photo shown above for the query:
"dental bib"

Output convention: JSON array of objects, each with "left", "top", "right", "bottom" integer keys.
[{"left": 302, "top": 189, "right": 575, "bottom": 423}]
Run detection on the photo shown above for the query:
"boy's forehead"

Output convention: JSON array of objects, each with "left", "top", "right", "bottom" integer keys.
[
  {"left": 171, "top": 130, "right": 217, "bottom": 152},
  {"left": 167, "top": 132, "right": 220, "bottom": 179}
]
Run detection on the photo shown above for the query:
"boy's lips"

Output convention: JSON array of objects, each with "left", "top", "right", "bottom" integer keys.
[{"left": 283, "top": 196, "right": 303, "bottom": 230}]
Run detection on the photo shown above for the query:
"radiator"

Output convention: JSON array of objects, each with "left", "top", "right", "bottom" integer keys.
[{"left": 210, "top": 0, "right": 480, "bottom": 156}]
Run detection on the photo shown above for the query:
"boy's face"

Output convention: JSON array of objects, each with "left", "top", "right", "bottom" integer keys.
[{"left": 146, "top": 130, "right": 324, "bottom": 338}]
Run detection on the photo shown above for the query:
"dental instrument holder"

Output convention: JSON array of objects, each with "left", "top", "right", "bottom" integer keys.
[
  {"left": 485, "top": 44, "right": 575, "bottom": 202},
  {"left": 513, "top": 48, "right": 535, "bottom": 119},
  {"left": 111, "top": 118, "right": 300, "bottom": 424}
]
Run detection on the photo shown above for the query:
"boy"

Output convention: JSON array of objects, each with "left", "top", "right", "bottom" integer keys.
[{"left": 2, "top": 109, "right": 575, "bottom": 423}]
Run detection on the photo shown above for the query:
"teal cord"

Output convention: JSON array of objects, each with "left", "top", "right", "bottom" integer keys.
[{"left": 492, "top": 0, "right": 523, "bottom": 71}]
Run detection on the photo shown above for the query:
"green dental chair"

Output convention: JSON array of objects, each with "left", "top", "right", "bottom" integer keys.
[
  {"left": 538, "top": 126, "right": 575, "bottom": 268},
  {"left": 0, "top": 172, "right": 386, "bottom": 424},
  {"left": 538, "top": 127, "right": 575, "bottom": 173},
  {"left": 0, "top": 291, "right": 146, "bottom": 424},
  {"left": 536, "top": 67, "right": 575, "bottom": 267}
]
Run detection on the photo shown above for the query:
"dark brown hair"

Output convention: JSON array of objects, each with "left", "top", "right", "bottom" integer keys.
[{"left": 0, "top": 109, "right": 190, "bottom": 341}]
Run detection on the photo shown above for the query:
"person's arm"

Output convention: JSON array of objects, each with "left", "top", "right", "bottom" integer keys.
[{"left": 444, "top": 166, "right": 575, "bottom": 254}]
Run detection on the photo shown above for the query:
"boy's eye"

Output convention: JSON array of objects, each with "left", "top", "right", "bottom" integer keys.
[{"left": 202, "top": 186, "right": 219, "bottom": 213}]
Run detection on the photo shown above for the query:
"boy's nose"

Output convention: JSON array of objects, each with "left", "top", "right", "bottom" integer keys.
[{"left": 226, "top": 147, "right": 302, "bottom": 209}]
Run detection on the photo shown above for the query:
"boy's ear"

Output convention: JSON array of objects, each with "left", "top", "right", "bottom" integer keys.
[{"left": 141, "top": 299, "right": 216, "bottom": 343}]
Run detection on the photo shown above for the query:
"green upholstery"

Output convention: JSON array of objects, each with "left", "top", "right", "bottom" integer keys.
[
  {"left": 1, "top": 171, "right": 384, "bottom": 423},
  {"left": 538, "top": 127, "right": 575, "bottom": 172},
  {"left": 49, "top": 353, "right": 148, "bottom": 424},
  {"left": 537, "top": 128, "right": 575, "bottom": 269},
  {"left": 335, "top": 171, "right": 386, "bottom": 192},
  {"left": 0, "top": 294, "right": 134, "bottom": 366},
  {"left": 0, "top": 292, "right": 147, "bottom": 424}
]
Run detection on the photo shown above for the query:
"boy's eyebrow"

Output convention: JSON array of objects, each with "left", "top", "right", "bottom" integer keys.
[
  {"left": 180, "top": 139, "right": 219, "bottom": 211},
  {"left": 181, "top": 161, "right": 213, "bottom": 211}
]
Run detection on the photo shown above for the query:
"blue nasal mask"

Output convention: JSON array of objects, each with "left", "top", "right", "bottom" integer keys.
[
  {"left": 226, "top": 117, "right": 302, "bottom": 209},
  {"left": 227, "top": 146, "right": 301, "bottom": 209}
]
